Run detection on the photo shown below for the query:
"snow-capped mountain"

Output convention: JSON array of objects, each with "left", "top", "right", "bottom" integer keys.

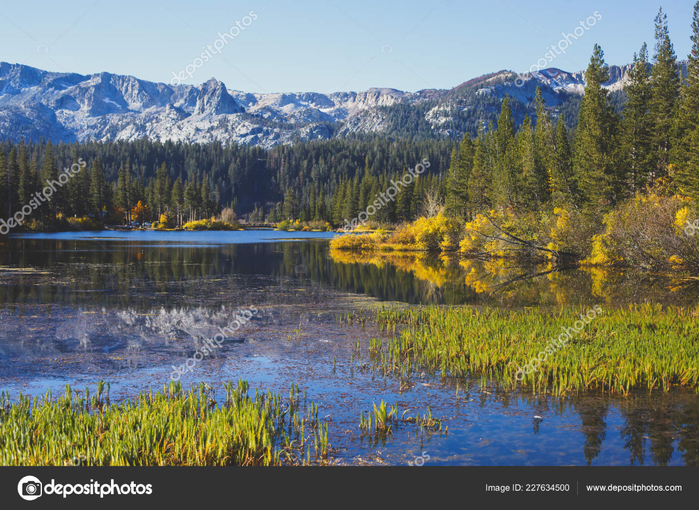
[{"left": 0, "top": 61, "right": 677, "bottom": 147}]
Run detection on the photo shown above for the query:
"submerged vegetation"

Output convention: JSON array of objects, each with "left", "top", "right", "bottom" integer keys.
[
  {"left": 374, "top": 305, "right": 699, "bottom": 395},
  {"left": 0, "top": 380, "right": 330, "bottom": 466}
]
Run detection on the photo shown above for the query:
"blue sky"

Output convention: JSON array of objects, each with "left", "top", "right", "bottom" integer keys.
[{"left": 0, "top": 0, "right": 695, "bottom": 93}]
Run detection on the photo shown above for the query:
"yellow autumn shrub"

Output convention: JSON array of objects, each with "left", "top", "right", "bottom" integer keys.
[
  {"left": 582, "top": 194, "right": 699, "bottom": 270},
  {"left": 330, "top": 213, "right": 460, "bottom": 252}
]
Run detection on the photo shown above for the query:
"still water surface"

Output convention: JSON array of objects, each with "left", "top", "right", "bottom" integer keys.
[{"left": 0, "top": 230, "right": 697, "bottom": 465}]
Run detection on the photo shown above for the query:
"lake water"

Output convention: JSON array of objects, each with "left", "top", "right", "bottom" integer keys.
[{"left": 0, "top": 230, "right": 697, "bottom": 466}]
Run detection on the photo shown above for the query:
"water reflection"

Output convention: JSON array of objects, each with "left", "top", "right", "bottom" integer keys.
[
  {"left": 329, "top": 250, "right": 699, "bottom": 307},
  {"left": 1, "top": 234, "right": 697, "bottom": 307},
  {"left": 1, "top": 233, "right": 699, "bottom": 466}
]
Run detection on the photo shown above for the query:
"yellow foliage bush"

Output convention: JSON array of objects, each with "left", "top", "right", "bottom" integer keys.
[
  {"left": 182, "top": 219, "right": 238, "bottom": 231},
  {"left": 459, "top": 214, "right": 492, "bottom": 254},
  {"left": 675, "top": 206, "right": 694, "bottom": 235},
  {"left": 329, "top": 232, "right": 387, "bottom": 251},
  {"left": 459, "top": 208, "right": 539, "bottom": 257},
  {"left": 330, "top": 213, "right": 460, "bottom": 252},
  {"left": 582, "top": 194, "right": 699, "bottom": 270},
  {"left": 66, "top": 216, "right": 103, "bottom": 231}
]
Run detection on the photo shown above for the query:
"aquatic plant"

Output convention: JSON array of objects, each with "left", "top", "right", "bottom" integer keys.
[
  {"left": 376, "top": 304, "right": 699, "bottom": 395},
  {"left": 0, "top": 380, "right": 330, "bottom": 466},
  {"left": 359, "top": 401, "right": 444, "bottom": 440},
  {"left": 358, "top": 400, "right": 397, "bottom": 435}
]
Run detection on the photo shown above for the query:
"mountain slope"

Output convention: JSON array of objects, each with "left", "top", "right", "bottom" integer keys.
[{"left": 0, "top": 61, "right": 682, "bottom": 147}]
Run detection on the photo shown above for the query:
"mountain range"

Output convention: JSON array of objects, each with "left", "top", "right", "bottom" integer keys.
[{"left": 0, "top": 61, "right": 684, "bottom": 148}]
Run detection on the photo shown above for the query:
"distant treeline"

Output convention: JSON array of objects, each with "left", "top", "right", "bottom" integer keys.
[
  {"left": 0, "top": 136, "right": 455, "bottom": 228},
  {"left": 1, "top": 6, "right": 698, "bottom": 230}
]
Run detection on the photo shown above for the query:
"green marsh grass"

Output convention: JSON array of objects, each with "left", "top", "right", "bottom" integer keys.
[
  {"left": 359, "top": 401, "right": 445, "bottom": 447},
  {"left": 0, "top": 380, "right": 330, "bottom": 466},
  {"left": 375, "top": 304, "right": 699, "bottom": 395}
]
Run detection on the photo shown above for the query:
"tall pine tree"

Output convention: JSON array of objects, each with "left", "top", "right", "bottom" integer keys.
[
  {"left": 673, "top": 1, "right": 699, "bottom": 199},
  {"left": 445, "top": 135, "right": 474, "bottom": 219},
  {"left": 574, "top": 44, "right": 620, "bottom": 209},
  {"left": 550, "top": 117, "right": 576, "bottom": 206},
  {"left": 623, "top": 43, "right": 654, "bottom": 193},
  {"left": 649, "top": 7, "right": 680, "bottom": 179}
]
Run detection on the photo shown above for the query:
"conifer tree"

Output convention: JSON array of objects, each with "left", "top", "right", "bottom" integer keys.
[
  {"left": 550, "top": 117, "right": 576, "bottom": 205},
  {"left": 396, "top": 173, "right": 415, "bottom": 222},
  {"left": 171, "top": 177, "right": 184, "bottom": 226},
  {"left": 468, "top": 134, "right": 490, "bottom": 211},
  {"left": 116, "top": 161, "right": 133, "bottom": 224},
  {"left": 17, "top": 143, "right": 32, "bottom": 206},
  {"left": 41, "top": 144, "right": 58, "bottom": 221},
  {"left": 0, "top": 152, "right": 6, "bottom": 218},
  {"left": 201, "top": 179, "right": 212, "bottom": 219},
  {"left": 518, "top": 115, "right": 539, "bottom": 210},
  {"left": 309, "top": 184, "right": 317, "bottom": 221},
  {"left": 623, "top": 43, "right": 654, "bottom": 193},
  {"left": 674, "top": 1, "right": 699, "bottom": 199},
  {"left": 155, "top": 163, "right": 169, "bottom": 217},
  {"left": 4, "top": 148, "right": 20, "bottom": 219},
  {"left": 649, "top": 7, "right": 680, "bottom": 178},
  {"left": 533, "top": 87, "right": 553, "bottom": 204},
  {"left": 283, "top": 189, "right": 298, "bottom": 220},
  {"left": 18, "top": 144, "right": 39, "bottom": 223},
  {"left": 349, "top": 173, "right": 360, "bottom": 220},
  {"left": 574, "top": 44, "right": 620, "bottom": 209},
  {"left": 332, "top": 179, "right": 346, "bottom": 225},
  {"left": 445, "top": 135, "right": 474, "bottom": 219},
  {"left": 89, "top": 157, "right": 107, "bottom": 219},
  {"left": 493, "top": 96, "right": 517, "bottom": 207}
]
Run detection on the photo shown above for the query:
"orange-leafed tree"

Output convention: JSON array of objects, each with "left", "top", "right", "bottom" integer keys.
[{"left": 131, "top": 201, "right": 149, "bottom": 224}]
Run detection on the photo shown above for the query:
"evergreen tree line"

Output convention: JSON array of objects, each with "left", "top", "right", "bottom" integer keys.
[
  {"left": 0, "top": 135, "right": 455, "bottom": 228},
  {"left": 444, "top": 5, "right": 699, "bottom": 218},
  {"left": 2, "top": 5, "right": 699, "bottom": 230}
]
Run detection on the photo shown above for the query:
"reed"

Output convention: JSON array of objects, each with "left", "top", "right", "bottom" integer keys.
[
  {"left": 0, "top": 380, "right": 330, "bottom": 466},
  {"left": 375, "top": 304, "right": 699, "bottom": 395},
  {"left": 358, "top": 401, "right": 445, "bottom": 442}
]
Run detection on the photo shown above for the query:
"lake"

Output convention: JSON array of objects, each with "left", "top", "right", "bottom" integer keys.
[{"left": 0, "top": 230, "right": 697, "bottom": 466}]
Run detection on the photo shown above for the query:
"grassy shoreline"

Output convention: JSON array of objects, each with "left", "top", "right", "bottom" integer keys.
[
  {"left": 0, "top": 380, "right": 328, "bottom": 466},
  {"left": 374, "top": 304, "right": 699, "bottom": 395}
]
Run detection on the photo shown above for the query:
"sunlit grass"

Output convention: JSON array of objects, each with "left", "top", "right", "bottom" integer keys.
[
  {"left": 375, "top": 304, "right": 699, "bottom": 395},
  {"left": 0, "top": 380, "right": 329, "bottom": 466}
]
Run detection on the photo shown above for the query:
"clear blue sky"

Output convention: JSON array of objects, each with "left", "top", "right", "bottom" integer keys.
[{"left": 0, "top": 0, "right": 695, "bottom": 93}]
